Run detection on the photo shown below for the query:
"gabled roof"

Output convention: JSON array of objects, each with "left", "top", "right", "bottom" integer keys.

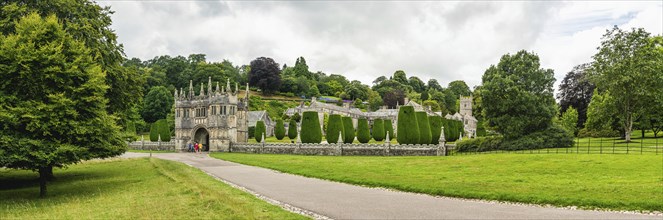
[{"left": 248, "top": 110, "right": 270, "bottom": 126}]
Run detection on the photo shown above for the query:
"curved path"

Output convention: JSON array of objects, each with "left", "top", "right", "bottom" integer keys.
[{"left": 123, "top": 152, "right": 657, "bottom": 219}]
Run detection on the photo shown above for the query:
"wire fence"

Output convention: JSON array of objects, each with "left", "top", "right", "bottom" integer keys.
[{"left": 448, "top": 137, "right": 662, "bottom": 156}]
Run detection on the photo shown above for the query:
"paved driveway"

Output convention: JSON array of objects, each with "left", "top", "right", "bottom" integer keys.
[{"left": 123, "top": 152, "right": 658, "bottom": 219}]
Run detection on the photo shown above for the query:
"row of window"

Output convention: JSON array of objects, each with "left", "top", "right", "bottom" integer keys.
[{"left": 175, "top": 106, "right": 237, "bottom": 118}]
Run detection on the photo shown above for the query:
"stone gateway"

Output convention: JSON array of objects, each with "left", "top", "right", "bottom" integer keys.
[{"left": 173, "top": 77, "right": 249, "bottom": 151}]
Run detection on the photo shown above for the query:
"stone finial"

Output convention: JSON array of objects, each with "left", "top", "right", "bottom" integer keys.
[
  {"left": 179, "top": 88, "right": 184, "bottom": 99},
  {"left": 458, "top": 131, "right": 463, "bottom": 141},
  {"left": 386, "top": 132, "right": 390, "bottom": 142},
  {"left": 235, "top": 83, "right": 239, "bottom": 95},
  {"left": 208, "top": 76, "right": 212, "bottom": 96},
  {"left": 174, "top": 88, "right": 178, "bottom": 99},
  {"left": 261, "top": 133, "right": 266, "bottom": 144},
  {"left": 245, "top": 83, "right": 249, "bottom": 99},
  {"left": 215, "top": 82, "right": 220, "bottom": 94},
  {"left": 339, "top": 131, "right": 343, "bottom": 144},
  {"left": 158, "top": 134, "right": 161, "bottom": 142},
  {"left": 440, "top": 126, "right": 445, "bottom": 143},
  {"left": 188, "top": 80, "right": 194, "bottom": 99},
  {"left": 200, "top": 83, "right": 205, "bottom": 97},
  {"left": 226, "top": 78, "right": 231, "bottom": 94}
]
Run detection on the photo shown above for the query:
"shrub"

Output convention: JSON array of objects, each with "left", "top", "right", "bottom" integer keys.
[
  {"left": 274, "top": 119, "right": 285, "bottom": 140},
  {"left": 416, "top": 112, "right": 431, "bottom": 144},
  {"left": 154, "top": 119, "right": 171, "bottom": 142},
  {"left": 357, "top": 118, "right": 371, "bottom": 143},
  {"left": 397, "top": 106, "right": 419, "bottom": 144},
  {"left": 456, "top": 136, "right": 504, "bottom": 152},
  {"left": 342, "top": 116, "right": 355, "bottom": 143},
  {"left": 501, "top": 126, "right": 573, "bottom": 150},
  {"left": 291, "top": 112, "right": 301, "bottom": 122},
  {"left": 254, "top": 121, "right": 266, "bottom": 142},
  {"left": 384, "top": 119, "right": 395, "bottom": 140},
  {"left": 149, "top": 122, "right": 159, "bottom": 142},
  {"left": 300, "top": 111, "right": 322, "bottom": 143},
  {"left": 326, "top": 114, "right": 344, "bottom": 144},
  {"left": 288, "top": 120, "right": 298, "bottom": 141},
  {"left": 429, "top": 116, "right": 442, "bottom": 144},
  {"left": 248, "top": 126, "right": 255, "bottom": 138},
  {"left": 372, "top": 119, "right": 385, "bottom": 141}
]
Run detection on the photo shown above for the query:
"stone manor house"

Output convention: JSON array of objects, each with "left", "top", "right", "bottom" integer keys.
[{"left": 172, "top": 79, "right": 477, "bottom": 152}]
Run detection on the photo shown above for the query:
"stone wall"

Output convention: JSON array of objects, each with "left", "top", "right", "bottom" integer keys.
[{"left": 230, "top": 143, "right": 447, "bottom": 156}]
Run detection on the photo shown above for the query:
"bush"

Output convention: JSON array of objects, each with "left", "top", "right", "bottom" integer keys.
[
  {"left": 442, "top": 119, "right": 462, "bottom": 142},
  {"left": 501, "top": 126, "right": 573, "bottom": 150},
  {"left": 149, "top": 122, "right": 159, "bottom": 142},
  {"left": 429, "top": 116, "right": 442, "bottom": 144},
  {"left": 384, "top": 119, "right": 395, "bottom": 140},
  {"left": 342, "top": 116, "right": 355, "bottom": 143},
  {"left": 397, "top": 106, "right": 419, "bottom": 144},
  {"left": 577, "top": 128, "right": 620, "bottom": 138},
  {"left": 254, "top": 121, "right": 266, "bottom": 142},
  {"left": 357, "top": 118, "right": 370, "bottom": 143},
  {"left": 288, "top": 120, "right": 298, "bottom": 141},
  {"left": 248, "top": 126, "right": 256, "bottom": 138},
  {"left": 416, "top": 112, "right": 431, "bottom": 144},
  {"left": 274, "top": 119, "right": 285, "bottom": 140},
  {"left": 456, "top": 136, "right": 504, "bottom": 152},
  {"left": 326, "top": 114, "right": 344, "bottom": 144},
  {"left": 291, "top": 112, "right": 301, "bottom": 123},
  {"left": 372, "top": 119, "right": 385, "bottom": 141},
  {"left": 300, "top": 111, "right": 322, "bottom": 143}
]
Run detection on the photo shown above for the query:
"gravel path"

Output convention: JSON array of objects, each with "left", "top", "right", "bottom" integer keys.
[{"left": 122, "top": 152, "right": 659, "bottom": 219}]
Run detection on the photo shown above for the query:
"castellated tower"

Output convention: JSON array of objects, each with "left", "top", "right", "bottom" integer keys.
[
  {"left": 173, "top": 77, "right": 249, "bottom": 152},
  {"left": 459, "top": 95, "right": 472, "bottom": 116}
]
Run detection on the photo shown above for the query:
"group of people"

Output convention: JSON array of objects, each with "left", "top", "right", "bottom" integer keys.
[{"left": 188, "top": 142, "right": 205, "bottom": 153}]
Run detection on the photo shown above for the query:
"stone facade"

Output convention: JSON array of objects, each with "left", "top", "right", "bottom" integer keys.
[
  {"left": 173, "top": 78, "right": 249, "bottom": 152},
  {"left": 445, "top": 96, "right": 478, "bottom": 137}
]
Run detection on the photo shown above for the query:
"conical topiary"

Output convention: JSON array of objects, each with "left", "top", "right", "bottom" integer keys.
[
  {"left": 372, "top": 119, "right": 385, "bottom": 141},
  {"left": 326, "top": 114, "right": 344, "bottom": 144},
  {"left": 300, "top": 111, "right": 322, "bottom": 143},
  {"left": 255, "top": 120, "right": 266, "bottom": 142},
  {"left": 342, "top": 116, "right": 355, "bottom": 144},
  {"left": 384, "top": 119, "right": 394, "bottom": 141},
  {"left": 274, "top": 119, "right": 285, "bottom": 140},
  {"left": 397, "top": 106, "right": 419, "bottom": 144},
  {"left": 288, "top": 119, "right": 298, "bottom": 141},
  {"left": 429, "top": 115, "right": 442, "bottom": 144},
  {"left": 415, "top": 112, "right": 431, "bottom": 144},
  {"left": 357, "top": 118, "right": 370, "bottom": 143}
]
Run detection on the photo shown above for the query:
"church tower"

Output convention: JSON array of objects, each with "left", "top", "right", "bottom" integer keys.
[{"left": 459, "top": 95, "right": 472, "bottom": 116}]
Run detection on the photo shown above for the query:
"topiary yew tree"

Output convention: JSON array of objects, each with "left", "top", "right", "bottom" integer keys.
[
  {"left": 357, "top": 118, "right": 371, "bottom": 143},
  {"left": 384, "top": 119, "right": 395, "bottom": 140},
  {"left": 372, "top": 119, "right": 385, "bottom": 141},
  {"left": 416, "top": 112, "right": 431, "bottom": 144},
  {"left": 288, "top": 120, "right": 298, "bottom": 141},
  {"left": 274, "top": 119, "right": 285, "bottom": 140},
  {"left": 255, "top": 121, "right": 266, "bottom": 142},
  {"left": 397, "top": 106, "right": 419, "bottom": 144},
  {"left": 0, "top": 13, "right": 125, "bottom": 197},
  {"left": 300, "top": 111, "right": 322, "bottom": 143},
  {"left": 429, "top": 116, "right": 442, "bottom": 144},
  {"left": 342, "top": 116, "right": 355, "bottom": 143},
  {"left": 157, "top": 119, "right": 171, "bottom": 142},
  {"left": 326, "top": 114, "right": 344, "bottom": 144},
  {"left": 150, "top": 122, "right": 160, "bottom": 142}
]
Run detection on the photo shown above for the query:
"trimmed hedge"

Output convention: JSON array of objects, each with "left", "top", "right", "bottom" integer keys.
[
  {"left": 357, "top": 118, "right": 370, "bottom": 143},
  {"left": 456, "top": 136, "right": 504, "bottom": 152},
  {"left": 149, "top": 122, "right": 159, "bottom": 142},
  {"left": 248, "top": 126, "right": 255, "bottom": 138},
  {"left": 372, "top": 119, "right": 385, "bottom": 141},
  {"left": 442, "top": 119, "right": 462, "bottom": 142},
  {"left": 429, "top": 116, "right": 442, "bottom": 144},
  {"left": 397, "top": 106, "right": 419, "bottom": 144},
  {"left": 415, "top": 112, "right": 431, "bottom": 144},
  {"left": 274, "top": 119, "right": 285, "bottom": 140},
  {"left": 300, "top": 111, "right": 322, "bottom": 143},
  {"left": 254, "top": 121, "right": 266, "bottom": 142},
  {"left": 288, "top": 120, "right": 298, "bottom": 141},
  {"left": 342, "top": 116, "right": 355, "bottom": 143},
  {"left": 384, "top": 119, "right": 394, "bottom": 140},
  {"left": 156, "top": 119, "right": 171, "bottom": 142},
  {"left": 326, "top": 114, "right": 344, "bottom": 144},
  {"left": 456, "top": 126, "right": 573, "bottom": 152}
]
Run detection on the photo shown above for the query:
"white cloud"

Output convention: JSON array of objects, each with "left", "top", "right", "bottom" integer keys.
[{"left": 98, "top": 1, "right": 662, "bottom": 91}]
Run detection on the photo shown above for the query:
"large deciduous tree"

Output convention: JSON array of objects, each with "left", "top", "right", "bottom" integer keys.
[
  {"left": 588, "top": 27, "right": 663, "bottom": 142},
  {"left": 0, "top": 13, "right": 125, "bottom": 197},
  {"left": 248, "top": 57, "right": 281, "bottom": 95},
  {"left": 557, "top": 64, "right": 595, "bottom": 129},
  {"left": 142, "top": 86, "right": 174, "bottom": 123},
  {"left": 481, "top": 50, "right": 557, "bottom": 139},
  {"left": 447, "top": 80, "right": 471, "bottom": 97}
]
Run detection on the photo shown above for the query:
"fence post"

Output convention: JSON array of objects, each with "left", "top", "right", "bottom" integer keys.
[
  {"left": 600, "top": 137, "right": 603, "bottom": 154},
  {"left": 626, "top": 140, "right": 629, "bottom": 154},
  {"left": 576, "top": 136, "right": 579, "bottom": 154},
  {"left": 640, "top": 137, "right": 643, "bottom": 154},
  {"left": 587, "top": 137, "right": 591, "bottom": 154},
  {"left": 657, "top": 137, "right": 659, "bottom": 155}
]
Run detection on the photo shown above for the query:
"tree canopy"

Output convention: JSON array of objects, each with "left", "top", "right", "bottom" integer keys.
[
  {"left": 249, "top": 57, "right": 282, "bottom": 95},
  {"left": 557, "top": 64, "right": 595, "bottom": 129}
]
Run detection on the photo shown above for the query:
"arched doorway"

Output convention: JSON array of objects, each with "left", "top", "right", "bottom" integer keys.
[{"left": 194, "top": 128, "right": 210, "bottom": 151}]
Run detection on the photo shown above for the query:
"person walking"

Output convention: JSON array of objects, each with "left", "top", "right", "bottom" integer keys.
[
  {"left": 194, "top": 142, "right": 199, "bottom": 153},
  {"left": 200, "top": 143, "right": 204, "bottom": 152},
  {"left": 188, "top": 142, "right": 193, "bottom": 152}
]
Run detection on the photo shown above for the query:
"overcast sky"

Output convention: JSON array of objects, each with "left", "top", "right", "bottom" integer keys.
[{"left": 97, "top": 1, "right": 662, "bottom": 90}]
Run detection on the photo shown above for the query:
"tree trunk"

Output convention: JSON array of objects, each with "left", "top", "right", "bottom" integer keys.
[
  {"left": 46, "top": 165, "right": 54, "bottom": 180},
  {"left": 38, "top": 167, "right": 48, "bottom": 198},
  {"left": 641, "top": 129, "right": 645, "bottom": 138}
]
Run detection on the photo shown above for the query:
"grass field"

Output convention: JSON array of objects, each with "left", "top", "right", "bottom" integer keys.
[
  {"left": 0, "top": 158, "right": 307, "bottom": 219},
  {"left": 127, "top": 149, "right": 176, "bottom": 153},
  {"left": 211, "top": 153, "right": 663, "bottom": 212}
]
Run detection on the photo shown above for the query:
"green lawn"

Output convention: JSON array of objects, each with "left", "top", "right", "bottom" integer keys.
[
  {"left": 211, "top": 153, "right": 663, "bottom": 212},
  {"left": 127, "top": 149, "right": 176, "bottom": 153},
  {"left": 0, "top": 158, "right": 307, "bottom": 219}
]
